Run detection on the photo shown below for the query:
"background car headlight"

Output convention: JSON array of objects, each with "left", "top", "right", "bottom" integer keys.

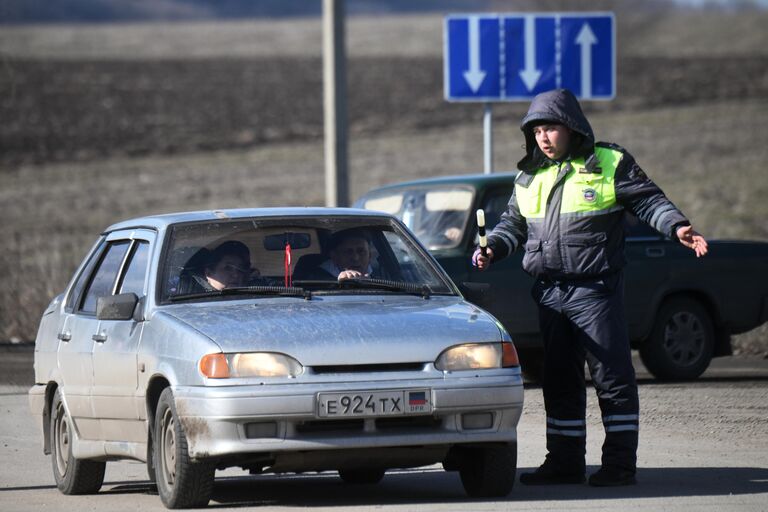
[
  {"left": 435, "top": 342, "right": 519, "bottom": 371},
  {"left": 199, "top": 352, "right": 303, "bottom": 378}
]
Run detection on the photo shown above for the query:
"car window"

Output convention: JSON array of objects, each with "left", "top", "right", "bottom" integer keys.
[
  {"left": 482, "top": 190, "right": 514, "bottom": 231},
  {"left": 117, "top": 241, "right": 150, "bottom": 296},
  {"left": 79, "top": 240, "right": 131, "bottom": 314},
  {"left": 65, "top": 238, "right": 106, "bottom": 312},
  {"left": 160, "top": 217, "right": 455, "bottom": 302},
  {"left": 361, "top": 186, "right": 475, "bottom": 250}
]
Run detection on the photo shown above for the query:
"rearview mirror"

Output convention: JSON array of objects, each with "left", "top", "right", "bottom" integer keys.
[
  {"left": 263, "top": 232, "right": 312, "bottom": 251},
  {"left": 97, "top": 293, "right": 140, "bottom": 321}
]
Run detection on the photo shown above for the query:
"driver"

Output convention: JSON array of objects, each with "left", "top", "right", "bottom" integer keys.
[{"left": 317, "top": 228, "right": 375, "bottom": 281}]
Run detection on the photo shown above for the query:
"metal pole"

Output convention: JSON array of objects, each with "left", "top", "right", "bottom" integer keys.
[
  {"left": 483, "top": 103, "right": 493, "bottom": 174},
  {"left": 322, "top": 0, "right": 349, "bottom": 207}
]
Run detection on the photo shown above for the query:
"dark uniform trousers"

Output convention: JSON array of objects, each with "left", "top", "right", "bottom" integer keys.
[{"left": 532, "top": 271, "right": 639, "bottom": 473}]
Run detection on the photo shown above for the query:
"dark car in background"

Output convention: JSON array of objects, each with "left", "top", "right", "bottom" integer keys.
[{"left": 356, "top": 173, "right": 768, "bottom": 381}]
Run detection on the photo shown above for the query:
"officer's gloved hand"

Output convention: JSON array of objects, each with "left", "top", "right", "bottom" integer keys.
[{"left": 472, "top": 247, "right": 494, "bottom": 270}]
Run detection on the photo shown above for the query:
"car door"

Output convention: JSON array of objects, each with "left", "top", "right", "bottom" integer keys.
[
  {"left": 60, "top": 238, "right": 132, "bottom": 440},
  {"left": 54, "top": 238, "right": 105, "bottom": 404},
  {"left": 622, "top": 214, "right": 671, "bottom": 340},
  {"left": 91, "top": 230, "right": 154, "bottom": 445}
]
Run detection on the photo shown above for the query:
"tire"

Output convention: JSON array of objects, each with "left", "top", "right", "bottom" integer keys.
[
  {"left": 639, "top": 297, "right": 715, "bottom": 381},
  {"left": 146, "top": 431, "right": 156, "bottom": 483},
  {"left": 153, "top": 388, "right": 215, "bottom": 508},
  {"left": 50, "top": 388, "right": 106, "bottom": 495},
  {"left": 457, "top": 443, "right": 516, "bottom": 498},
  {"left": 338, "top": 468, "right": 386, "bottom": 484}
]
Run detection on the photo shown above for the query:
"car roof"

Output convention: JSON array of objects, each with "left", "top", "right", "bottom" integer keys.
[
  {"left": 104, "top": 207, "right": 393, "bottom": 233},
  {"left": 362, "top": 172, "right": 518, "bottom": 195}
]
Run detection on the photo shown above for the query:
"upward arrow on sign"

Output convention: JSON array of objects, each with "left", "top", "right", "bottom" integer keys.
[
  {"left": 575, "top": 23, "right": 597, "bottom": 99},
  {"left": 463, "top": 16, "right": 486, "bottom": 92}
]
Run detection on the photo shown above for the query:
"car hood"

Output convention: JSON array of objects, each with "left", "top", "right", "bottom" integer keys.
[{"left": 159, "top": 296, "right": 502, "bottom": 366}]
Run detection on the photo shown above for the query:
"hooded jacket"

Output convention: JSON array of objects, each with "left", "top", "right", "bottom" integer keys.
[{"left": 487, "top": 89, "right": 690, "bottom": 279}]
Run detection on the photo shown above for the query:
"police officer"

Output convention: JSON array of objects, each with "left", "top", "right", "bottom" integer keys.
[{"left": 474, "top": 89, "right": 708, "bottom": 486}]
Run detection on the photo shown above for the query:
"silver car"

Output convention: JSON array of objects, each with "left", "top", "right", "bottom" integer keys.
[{"left": 29, "top": 208, "right": 524, "bottom": 508}]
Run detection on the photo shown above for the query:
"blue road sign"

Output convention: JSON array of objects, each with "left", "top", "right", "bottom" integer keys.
[{"left": 445, "top": 12, "right": 615, "bottom": 102}]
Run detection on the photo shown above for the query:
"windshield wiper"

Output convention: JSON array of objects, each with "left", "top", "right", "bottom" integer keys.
[
  {"left": 169, "top": 285, "right": 311, "bottom": 302},
  {"left": 295, "top": 277, "right": 431, "bottom": 298}
]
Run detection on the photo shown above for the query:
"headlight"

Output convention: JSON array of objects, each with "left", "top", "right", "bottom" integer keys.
[
  {"left": 199, "top": 352, "right": 303, "bottom": 379},
  {"left": 435, "top": 342, "right": 519, "bottom": 371}
]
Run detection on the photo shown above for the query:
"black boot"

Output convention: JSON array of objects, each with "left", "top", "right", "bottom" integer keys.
[
  {"left": 588, "top": 466, "right": 637, "bottom": 487},
  {"left": 519, "top": 460, "right": 585, "bottom": 485}
]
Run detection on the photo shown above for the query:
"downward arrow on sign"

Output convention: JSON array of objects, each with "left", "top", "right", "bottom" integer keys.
[
  {"left": 519, "top": 15, "right": 541, "bottom": 91},
  {"left": 463, "top": 16, "right": 486, "bottom": 92}
]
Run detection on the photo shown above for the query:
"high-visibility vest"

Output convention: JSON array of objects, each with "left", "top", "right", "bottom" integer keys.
[{"left": 515, "top": 146, "right": 623, "bottom": 219}]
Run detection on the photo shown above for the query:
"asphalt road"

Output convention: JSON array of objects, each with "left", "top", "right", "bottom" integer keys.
[{"left": 2, "top": 346, "right": 767, "bottom": 511}]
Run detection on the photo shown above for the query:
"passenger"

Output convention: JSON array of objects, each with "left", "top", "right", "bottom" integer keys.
[{"left": 202, "top": 241, "right": 255, "bottom": 290}]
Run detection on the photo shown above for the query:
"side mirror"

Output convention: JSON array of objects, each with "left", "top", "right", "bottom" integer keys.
[
  {"left": 97, "top": 293, "right": 140, "bottom": 321},
  {"left": 458, "top": 282, "right": 490, "bottom": 306}
]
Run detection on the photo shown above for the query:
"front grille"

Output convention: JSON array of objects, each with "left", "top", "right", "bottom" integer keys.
[
  {"left": 293, "top": 416, "right": 442, "bottom": 435},
  {"left": 310, "top": 363, "right": 425, "bottom": 374}
]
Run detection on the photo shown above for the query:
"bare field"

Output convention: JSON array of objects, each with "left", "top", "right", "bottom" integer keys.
[
  {"left": 1, "top": 13, "right": 767, "bottom": 352},
  {"left": 2, "top": 55, "right": 767, "bottom": 166}
]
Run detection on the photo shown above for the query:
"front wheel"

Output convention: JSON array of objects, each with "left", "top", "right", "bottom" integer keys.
[
  {"left": 639, "top": 297, "right": 715, "bottom": 381},
  {"left": 154, "top": 388, "right": 215, "bottom": 508},
  {"left": 457, "top": 443, "right": 516, "bottom": 498},
  {"left": 50, "top": 388, "right": 106, "bottom": 494}
]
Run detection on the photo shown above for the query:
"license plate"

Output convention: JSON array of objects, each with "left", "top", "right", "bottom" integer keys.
[{"left": 317, "top": 389, "right": 431, "bottom": 418}]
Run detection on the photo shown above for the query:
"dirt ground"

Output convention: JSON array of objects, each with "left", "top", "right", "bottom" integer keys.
[{"left": 3, "top": 370, "right": 767, "bottom": 511}]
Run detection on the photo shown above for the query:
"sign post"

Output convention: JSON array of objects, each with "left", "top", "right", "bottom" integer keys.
[{"left": 444, "top": 12, "right": 615, "bottom": 172}]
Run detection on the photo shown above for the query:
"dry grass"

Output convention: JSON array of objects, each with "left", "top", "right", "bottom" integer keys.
[{"left": 3, "top": 99, "right": 767, "bottom": 349}]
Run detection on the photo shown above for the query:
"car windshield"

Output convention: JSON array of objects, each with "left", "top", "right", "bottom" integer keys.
[
  {"left": 359, "top": 185, "right": 474, "bottom": 250},
  {"left": 160, "top": 216, "right": 455, "bottom": 303}
]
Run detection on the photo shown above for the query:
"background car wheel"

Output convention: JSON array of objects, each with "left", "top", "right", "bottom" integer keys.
[
  {"left": 153, "top": 388, "right": 214, "bottom": 509},
  {"left": 50, "top": 388, "right": 106, "bottom": 495},
  {"left": 457, "top": 442, "right": 516, "bottom": 498},
  {"left": 338, "top": 468, "right": 386, "bottom": 484},
  {"left": 640, "top": 297, "right": 715, "bottom": 381}
]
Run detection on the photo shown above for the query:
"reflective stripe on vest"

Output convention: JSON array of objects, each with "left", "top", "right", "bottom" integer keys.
[{"left": 516, "top": 146, "right": 623, "bottom": 219}]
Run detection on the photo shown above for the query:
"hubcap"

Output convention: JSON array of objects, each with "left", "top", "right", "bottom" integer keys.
[
  {"left": 663, "top": 311, "right": 705, "bottom": 367},
  {"left": 54, "top": 403, "right": 69, "bottom": 477},
  {"left": 160, "top": 408, "right": 177, "bottom": 487}
]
